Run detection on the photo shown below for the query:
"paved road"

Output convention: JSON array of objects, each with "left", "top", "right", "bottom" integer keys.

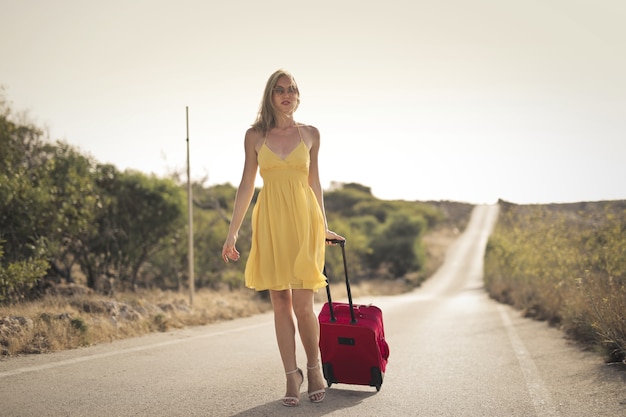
[{"left": 1, "top": 205, "right": 624, "bottom": 416}]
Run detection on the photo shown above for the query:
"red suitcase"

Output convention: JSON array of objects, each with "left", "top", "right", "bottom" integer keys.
[{"left": 318, "top": 240, "right": 390, "bottom": 391}]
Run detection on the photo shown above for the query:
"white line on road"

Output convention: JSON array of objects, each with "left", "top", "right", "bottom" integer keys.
[
  {"left": 0, "top": 321, "right": 271, "bottom": 379},
  {"left": 498, "top": 304, "right": 561, "bottom": 417}
]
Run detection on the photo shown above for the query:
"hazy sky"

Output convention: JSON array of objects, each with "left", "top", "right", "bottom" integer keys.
[{"left": 2, "top": 0, "right": 625, "bottom": 204}]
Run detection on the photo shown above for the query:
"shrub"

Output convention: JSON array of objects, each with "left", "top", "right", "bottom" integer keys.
[
  {"left": 0, "top": 243, "right": 48, "bottom": 302},
  {"left": 484, "top": 201, "right": 626, "bottom": 361}
]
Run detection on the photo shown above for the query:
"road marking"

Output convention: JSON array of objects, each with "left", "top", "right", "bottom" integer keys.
[
  {"left": 498, "top": 304, "right": 561, "bottom": 417},
  {"left": 0, "top": 321, "right": 270, "bottom": 379}
]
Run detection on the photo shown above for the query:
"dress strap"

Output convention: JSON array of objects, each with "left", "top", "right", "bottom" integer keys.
[{"left": 295, "top": 123, "right": 304, "bottom": 143}]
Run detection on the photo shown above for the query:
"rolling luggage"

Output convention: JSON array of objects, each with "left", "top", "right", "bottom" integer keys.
[{"left": 318, "top": 239, "right": 390, "bottom": 391}]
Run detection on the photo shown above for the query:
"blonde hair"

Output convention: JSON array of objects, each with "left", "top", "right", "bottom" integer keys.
[{"left": 251, "top": 69, "right": 300, "bottom": 134}]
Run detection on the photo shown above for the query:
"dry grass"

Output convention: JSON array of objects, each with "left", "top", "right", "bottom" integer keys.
[
  {"left": 2, "top": 280, "right": 415, "bottom": 358},
  {"left": 484, "top": 201, "right": 626, "bottom": 362},
  {"left": 0, "top": 287, "right": 272, "bottom": 357}
]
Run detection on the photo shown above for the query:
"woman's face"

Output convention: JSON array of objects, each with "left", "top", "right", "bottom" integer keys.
[{"left": 271, "top": 76, "right": 299, "bottom": 114}]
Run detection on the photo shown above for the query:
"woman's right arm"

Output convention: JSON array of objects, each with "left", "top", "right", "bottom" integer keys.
[{"left": 222, "top": 129, "right": 260, "bottom": 262}]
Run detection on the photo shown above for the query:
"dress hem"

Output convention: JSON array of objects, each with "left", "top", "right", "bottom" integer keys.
[{"left": 246, "top": 283, "right": 326, "bottom": 292}]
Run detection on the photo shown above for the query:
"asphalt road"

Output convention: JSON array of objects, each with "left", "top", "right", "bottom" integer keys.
[{"left": 1, "top": 205, "right": 624, "bottom": 417}]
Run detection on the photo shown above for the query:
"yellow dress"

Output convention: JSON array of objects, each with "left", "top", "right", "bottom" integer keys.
[{"left": 244, "top": 130, "right": 327, "bottom": 291}]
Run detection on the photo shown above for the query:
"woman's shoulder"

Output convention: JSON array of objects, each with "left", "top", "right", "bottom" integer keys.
[
  {"left": 297, "top": 123, "right": 320, "bottom": 139},
  {"left": 244, "top": 127, "right": 265, "bottom": 151},
  {"left": 244, "top": 127, "right": 265, "bottom": 142},
  {"left": 297, "top": 122, "right": 318, "bottom": 131},
  {"left": 296, "top": 123, "right": 320, "bottom": 151},
  {"left": 245, "top": 126, "right": 264, "bottom": 137}
]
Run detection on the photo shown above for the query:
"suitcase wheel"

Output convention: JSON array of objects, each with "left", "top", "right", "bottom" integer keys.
[
  {"left": 370, "top": 367, "right": 384, "bottom": 391},
  {"left": 322, "top": 362, "right": 335, "bottom": 388}
]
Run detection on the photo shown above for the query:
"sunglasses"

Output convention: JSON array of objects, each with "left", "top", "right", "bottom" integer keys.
[{"left": 272, "top": 86, "right": 298, "bottom": 95}]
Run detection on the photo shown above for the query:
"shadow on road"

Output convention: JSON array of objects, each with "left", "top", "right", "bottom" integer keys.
[{"left": 229, "top": 387, "right": 378, "bottom": 417}]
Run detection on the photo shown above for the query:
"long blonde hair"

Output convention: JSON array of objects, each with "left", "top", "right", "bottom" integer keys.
[{"left": 251, "top": 69, "right": 300, "bottom": 134}]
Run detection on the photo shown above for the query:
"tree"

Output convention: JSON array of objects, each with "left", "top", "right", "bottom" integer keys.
[
  {"left": 94, "top": 168, "right": 186, "bottom": 288},
  {"left": 368, "top": 212, "right": 427, "bottom": 277},
  {"left": 0, "top": 92, "right": 50, "bottom": 299},
  {"left": 41, "top": 142, "right": 100, "bottom": 282}
]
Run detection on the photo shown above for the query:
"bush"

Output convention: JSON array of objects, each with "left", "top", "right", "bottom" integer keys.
[
  {"left": 0, "top": 243, "right": 48, "bottom": 302},
  {"left": 484, "top": 201, "right": 626, "bottom": 361}
]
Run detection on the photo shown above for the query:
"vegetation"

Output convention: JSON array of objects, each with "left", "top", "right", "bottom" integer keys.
[
  {"left": 0, "top": 95, "right": 186, "bottom": 299},
  {"left": 484, "top": 201, "right": 626, "bottom": 362},
  {"left": 1, "top": 91, "right": 464, "bottom": 302},
  {"left": 0, "top": 91, "right": 473, "bottom": 356},
  {"left": 0, "top": 286, "right": 272, "bottom": 355},
  {"left": 5, "top": 90, "right": 625, "bottom": 367}
]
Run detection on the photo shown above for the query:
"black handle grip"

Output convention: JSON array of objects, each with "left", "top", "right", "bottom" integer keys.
[{"left": 325, "top": 238, "right": 345, "bottom": 247}]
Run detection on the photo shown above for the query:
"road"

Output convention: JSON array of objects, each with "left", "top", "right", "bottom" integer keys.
[{"left": 1, "top": 205, "right": 624, "bottom": 416}]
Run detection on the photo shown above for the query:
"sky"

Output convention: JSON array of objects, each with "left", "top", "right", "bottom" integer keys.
[{"left": 1, "top": 0, "right": 625, "bottom": 204}]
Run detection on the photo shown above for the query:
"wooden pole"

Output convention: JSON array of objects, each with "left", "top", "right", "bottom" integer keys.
[{"left": 186, "top": 106, "right": 195, "bottom": 307}]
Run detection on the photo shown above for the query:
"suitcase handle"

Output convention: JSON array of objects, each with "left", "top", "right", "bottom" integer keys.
[{"left": 324, "top": 239, "right": 357, "bottom": 324}]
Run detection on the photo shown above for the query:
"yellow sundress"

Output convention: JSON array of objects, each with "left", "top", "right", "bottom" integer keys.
[{"left": 244, "top": 127, "right": 327, "bottom": 291}]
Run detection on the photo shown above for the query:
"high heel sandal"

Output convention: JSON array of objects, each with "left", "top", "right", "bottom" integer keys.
[
  {"left": 307, "top": 363, "right": 326, "bottom": 403},
  {"left": 282, "top": 368, "right": 303, "bottom": 407}
]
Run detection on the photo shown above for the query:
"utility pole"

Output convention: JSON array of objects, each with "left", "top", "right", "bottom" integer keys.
[{"left": 186, "top": 106, "right": 195, "bottom": 307}]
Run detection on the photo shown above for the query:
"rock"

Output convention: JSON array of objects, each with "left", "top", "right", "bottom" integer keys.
[
  {"left": 0, "top": 316, "right": 35, "bottom": 353},
  {"left": 46, "top": 283, "right": 94, "bottom": 297}
]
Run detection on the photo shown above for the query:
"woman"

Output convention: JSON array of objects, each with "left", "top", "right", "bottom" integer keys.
[{"left": 222, "top": 69, "right": 344, "bottom": 407}]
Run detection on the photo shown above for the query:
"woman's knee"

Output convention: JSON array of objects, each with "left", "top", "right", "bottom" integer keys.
[
  {"left": 270, "top": 290, "right": 292, "bottom": 313},
  {"left": 291, "top": 291, "right": 315, "bottom": 319}
]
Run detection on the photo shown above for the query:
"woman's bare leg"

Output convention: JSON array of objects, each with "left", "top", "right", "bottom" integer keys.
[
  {"left": 292, "top": 289, "right": 326, "bottom": 401},
  {"left": 269, "top": 290, "right": 302, "bottom": 405}
]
